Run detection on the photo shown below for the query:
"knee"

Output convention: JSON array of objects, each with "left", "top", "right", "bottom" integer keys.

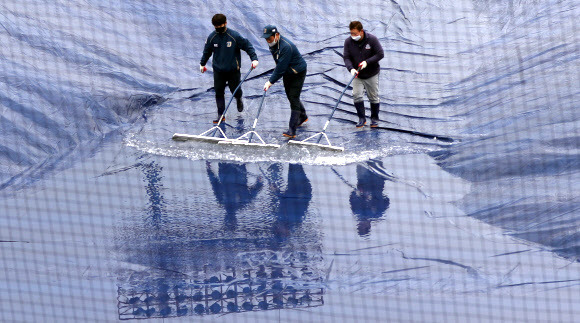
[
  {"left": 367, "top": 91, "right": 380, "bottom": 103},
  {"left": 352, "top": 92, "right": 364, "bottom": 102},
  {"left": 286, "top": 92, "right": 300, "bottom": 102}
]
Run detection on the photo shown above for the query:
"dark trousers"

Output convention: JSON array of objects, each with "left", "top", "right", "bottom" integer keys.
[
  {"left": 214, "top": 70, "right": 242, "bottom": 99},
  {"left": 283, "top": 70, "right": 306, "bottom": 113}
]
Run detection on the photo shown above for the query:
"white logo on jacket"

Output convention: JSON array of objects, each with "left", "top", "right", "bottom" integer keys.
[
  {"left": 365, "top": 44, "right": 371, "bottom": 49},
  {"left": 214, "top": 44, "right": 218, "bottom": 47},
  {"left": 227, "top": 41, "right": 232, "bottom": 47}
]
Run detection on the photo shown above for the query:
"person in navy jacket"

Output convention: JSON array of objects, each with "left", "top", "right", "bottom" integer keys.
[
  {"left": 261, "top": 25, "right": 308, "bottom": 138},
  {"left": 343, "top": 21, "right": 384, "bottom": 127},
  {"left": 200, "top": 14, "right": 259, "bottom": 123}
]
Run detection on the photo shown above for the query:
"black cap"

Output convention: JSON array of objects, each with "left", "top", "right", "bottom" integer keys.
[{"left": 262, "top": 25, "right": 278, "bottom": 38}]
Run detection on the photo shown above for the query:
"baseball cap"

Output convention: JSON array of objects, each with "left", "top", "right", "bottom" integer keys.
[{"left": 262, "top": 25, "right": 278, "bottom": 38}]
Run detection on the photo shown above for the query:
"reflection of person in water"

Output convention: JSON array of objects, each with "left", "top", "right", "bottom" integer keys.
[
  {"left": 206, "top": 161, "right": 264, "bottom": 231},
  {"left": 140, "top": 161, "right": 166, "bottom": 229},
  {"left": 267, "top": 163, "right": 312, "bottom": 242},
  {"left": 350, "top": 163, "right": 390, "bottom": 236}
]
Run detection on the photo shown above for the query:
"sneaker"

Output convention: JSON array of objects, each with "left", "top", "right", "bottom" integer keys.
[
  {"left": 298, "top": 115, "right": 308, "bottom": 127},
  {"left": 370, "top": 118, "right": 379, "bottom": 128},
  {"left": 355, "top": 118, "right": 366, "bottom": 128},
  {"left": 236, "top": 97, "right": 244, "bottom": 112},
  {"left": 213, "top": 116, "right": 226, "bottom": 124}
]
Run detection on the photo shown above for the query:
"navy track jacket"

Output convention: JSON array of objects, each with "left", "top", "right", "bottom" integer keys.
[
  {"left": 200, "top": 28, "right": 258, "bottom": 73},
  {"left": 268, "top": 35, "right": 307, "bottom": 84}
]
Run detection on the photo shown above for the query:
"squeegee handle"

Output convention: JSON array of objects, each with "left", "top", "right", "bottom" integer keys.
[
  {"left": 252, "top": 90, "right": 268, "bottom": 131},
  {"left": 316, "top": 67, "right": 361, "bottom": 143},
  {"left": 215, "top": 66, "right": 254, "bottom": 128},
  {"left": 321, "top": 120, "right": 330, "bottom": 131},
  {"left": 325, "top": 66, "right": 361, "bottom": 122},
  {"left": 248, "top": 89, "right": 268, "bottom": 143}
]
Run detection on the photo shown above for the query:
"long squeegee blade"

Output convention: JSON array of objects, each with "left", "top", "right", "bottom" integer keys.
[
  {"left": 287, "top": 140, "right": 344, "bottom": 152},
  {"left": 219, "top": 140, "right": 280, "bottom": 148},
  {"left": 172, "top": 133, "right": 226, "bottom": 143}
]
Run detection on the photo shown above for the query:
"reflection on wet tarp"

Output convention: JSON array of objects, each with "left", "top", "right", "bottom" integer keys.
[
  {"left": 115, "top": 161, "right": 323, "bottom": 319},
  {"left": 266, "top": 163, "right": 312, "bottom": 243},
  {"left": 350, "top": 160, "right": 390, "bottom": 236},
  {"left": 140, "top": 160, "right": 166, "bottom": 228},
  {"left": 117, "top": 254, "right": 324, "bottom": 320},
  {"left": 206, "top": 161, "right": 264, "bottom": 231}
]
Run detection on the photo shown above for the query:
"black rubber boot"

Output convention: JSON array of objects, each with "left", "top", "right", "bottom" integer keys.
[
  {"left": 236, "top": 96, "right": 244, "bottom": 112},
  {"left": 298, "top": 102, "right": 308, "bottom": 126},
  {"left": 370, "top": 102, "right": 380, "bottom": 128},
  {"left": 354, "top": 101, "right": 366, "bottom": 127},
  {"left": 213, "top": 96, "right": 226, "bottom": 124},
  {"left": 298, "top": 114, "right": 308, "bottom": 126},
  {"left": 283, "top": 110, "right": 301, "bottom": 138}
]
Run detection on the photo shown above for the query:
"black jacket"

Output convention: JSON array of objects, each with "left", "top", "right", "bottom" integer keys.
[
  {"left": 268, "top": 35, "right": 307, "bottom": 84},
  {"left": 200, "top": 28, "right": 258, "bottom": 73},
  {"left": 343, "top": 31, "right": 384, "bottom": 79}
]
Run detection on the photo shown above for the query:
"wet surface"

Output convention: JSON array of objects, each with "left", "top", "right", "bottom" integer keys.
[{"left": 1, "top": 0, "right": 579, "bottom": 322}]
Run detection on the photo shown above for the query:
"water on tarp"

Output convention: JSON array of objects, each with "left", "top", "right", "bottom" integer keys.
[{"left": 0, "top": 0, "right": 578, "bottom": 322}]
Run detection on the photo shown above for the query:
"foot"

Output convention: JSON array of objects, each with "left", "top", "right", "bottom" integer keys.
[
  {"left": 298, "top": 115, "right": 308, "bottom": 127},
  {"left": 236, "top": 97, "right": 244, "bottom": 112},
  {"left": 282, "top": 129, "right": 296, "bottom": 138},
  {"left": 370, "top": 118, "right": 379, "bottom": 128},
  {"left": 356, "top": 118, "right": 366, "bottom": 128},
  {"left": 213, "top": 116, "right": 226, "bottom": 124}
]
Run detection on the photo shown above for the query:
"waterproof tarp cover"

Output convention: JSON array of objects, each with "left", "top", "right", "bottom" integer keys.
[{"left": 1, "top": 1, "right": 579, "bottom": 322}]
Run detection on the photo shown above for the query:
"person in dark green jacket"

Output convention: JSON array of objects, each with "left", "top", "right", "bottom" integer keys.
[
  {"left": 200, "top": 14, "right": 259, "bottom": 123},
  {"left": 261, "top": 25, "right": 308, "bottom": 138}
]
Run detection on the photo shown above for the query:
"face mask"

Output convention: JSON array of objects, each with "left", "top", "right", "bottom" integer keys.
[
  {"left": 215, "top": 26, "right": 226, "bottom": 33},
  {"left": 268, "top": 36, "right": 278, "bottom": 47},
  {"left": 351, "top": 35, "right": 361, "bottom": 41}
]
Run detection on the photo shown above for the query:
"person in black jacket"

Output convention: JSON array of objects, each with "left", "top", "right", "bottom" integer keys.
[
  {"left": 261, "top": 25, "right": 308, "bottom": 138},
  {"left": 200, "top": 14, "right": 259, "bottom": 123},
  {"left": 343, "top": 21, "right": 384, "bottom": 127}
]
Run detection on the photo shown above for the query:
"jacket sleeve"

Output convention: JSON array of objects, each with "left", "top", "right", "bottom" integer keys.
[
  {"left": 200, "top": 34, "right": 214, "bottom": 66},
  {"left": 236, "top": 33, "right": 258, "bottom": 61},
  {"left": 248, "top": 178, "right": 264, "bottom": 200},
  {"left": 365, "top": 36, "right": 384, "bottom": 65},
  {"left": 343, "top": 39, "right": 355, "bottom": 71},
  {"left": 269, "top": 43, "right": 292, "bottom": 84}
]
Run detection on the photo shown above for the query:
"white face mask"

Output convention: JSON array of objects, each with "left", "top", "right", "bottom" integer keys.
[
  {"left": 268, "top": 35, "right": 278, "bottom": 47},
  {"left": 351, "top": 35, "right": 361, "bottom": 41}
]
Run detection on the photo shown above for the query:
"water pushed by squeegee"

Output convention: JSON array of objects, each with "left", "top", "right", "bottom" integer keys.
[{"left": 125, "top": 131, "right": 425, "bottom": 166}]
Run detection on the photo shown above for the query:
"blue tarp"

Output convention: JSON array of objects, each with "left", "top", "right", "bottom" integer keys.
[{"left": 0, "top": 0, "right": 578, "bottom": 321}]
